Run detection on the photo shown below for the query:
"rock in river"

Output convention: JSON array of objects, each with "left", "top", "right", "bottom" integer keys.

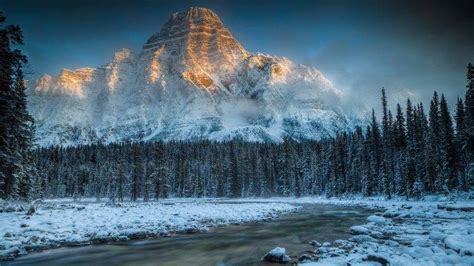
[{"left": 262, "top": 247, "right": 292, "bottom": 264}]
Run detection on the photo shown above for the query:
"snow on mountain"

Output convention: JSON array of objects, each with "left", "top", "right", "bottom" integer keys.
[{"left": 28, "top": 7, "right": 362, "bottom": 146}]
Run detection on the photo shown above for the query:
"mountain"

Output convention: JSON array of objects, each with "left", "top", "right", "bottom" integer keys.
[{"left": 28, "top": 7, "right": 361, "bottom": 146}]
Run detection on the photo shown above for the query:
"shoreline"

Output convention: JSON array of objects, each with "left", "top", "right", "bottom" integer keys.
[{"left": 0, "top": 199, "right": 299, "bottom": 261}]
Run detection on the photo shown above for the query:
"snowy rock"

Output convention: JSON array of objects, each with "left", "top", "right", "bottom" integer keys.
[
  {"left": 391, "top": 236, "right": 413, "bottom": 245},
  {"left": 369, "top": 230, "right": 387, "bottom": 240},
  {"left": 382, "top": 209, "right": 400, "bottom": 218},
  {"left": 349, "top": 235, "right": 376, "bottom": 243},
  {"left": 428, "top": 231, "right": 446, "bottom": 241},
  {"left": 26, "top": 205, "right": 35, "bottom": 216},
  {"left": 349, "top": 225, "right": 370, "bottom": 235},
  {"left": 367, "top": 215, "right": 389, "bottom": 224},
  {"left": 444, "top": 234, "right": 474, "bottom": 255},
  {"left": 261, "top": 247, "right": 292, "bottom": 264},
  {"left": 298, "top": 253, "right": 315, "bottom": 262},
  {"left": 412, "top": 238, "right": 432, "bottom": 247},
  {"left": 333, "top": 239, "right": 354, "bottom": 249},
  {"left": 437, "top": 203, "right": 474, "bottom": 212},
  {"left": 308, "top": 240, "right": 321, "bottom": 246},
  {"left": 384, "top": 240, "right": 399, "bottom": 247},
  {"left": 364, "top": 254, "right": 390, "bottom": 265}
]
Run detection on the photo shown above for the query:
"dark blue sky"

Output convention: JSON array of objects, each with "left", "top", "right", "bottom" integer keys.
[{"left": 2, "top": 0, "right": 473, "bottom": 110}]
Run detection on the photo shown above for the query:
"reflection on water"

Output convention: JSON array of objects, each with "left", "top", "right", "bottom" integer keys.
[{"left": 7, "top": 204, "right": 369, "bottom": 266}]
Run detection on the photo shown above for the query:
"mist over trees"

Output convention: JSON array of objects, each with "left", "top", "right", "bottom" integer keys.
[
  {"left": 0, "top": 13, "right": 35, "bottom": 200},
  {"left": 31, "top": 74, "right": 474, "bottom": 200}
]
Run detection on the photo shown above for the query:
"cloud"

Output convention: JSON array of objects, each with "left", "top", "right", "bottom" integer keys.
[{"left": 310, "top": 1, "right": 474, "bottom": 113}]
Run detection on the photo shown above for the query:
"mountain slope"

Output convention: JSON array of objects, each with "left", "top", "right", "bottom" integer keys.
[{"left": 29, "top": 7, "right": 360, "bottom": 146}]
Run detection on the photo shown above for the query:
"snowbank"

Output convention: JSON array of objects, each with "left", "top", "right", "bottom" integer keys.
[{"left": 0, "top": 199, "right": 298, "bottom": 260}]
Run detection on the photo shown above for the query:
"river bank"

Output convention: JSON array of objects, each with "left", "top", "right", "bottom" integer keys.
[{"left": 0, "top": 198, "right": 298, "bottom": 261}]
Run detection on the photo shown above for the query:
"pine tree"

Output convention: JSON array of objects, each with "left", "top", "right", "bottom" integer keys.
[
  {"left": 405, "top": 99, "right": 417, "bottom": 197},
  {"left": 439, "top": 94, "right": 458, "bottom": 191},
  {"left": 129, "top": 146, "right": 142, "bottom": 201},
  {"left": 416, "top": 104, "right": 428, "bottom": 192},
  {"left": 392, "top": 104, "right": 406, "bottom": 195},
  {"left": 381, "top": 88, "right": 392, "bottom": 198},
  {"left": 465, "top": 63, "right": 474, "bottom": 186},
  {"left": 428, "top": 92, "right": 443, "bottom": 193},
  {"left": 455, "top": 98, "right": 468, "bottom": 190},
  {"left": 370, "top": 109, "right": 382, "bottom": 194},
  {"left": 0, "top": 13, "right": 34, "bottom": 199},
  {"left": 363, "top": 125, "right": 374, "bottom": 196},
  {"left": 229, "top": 142, "right": 240, "bottom": 198}
]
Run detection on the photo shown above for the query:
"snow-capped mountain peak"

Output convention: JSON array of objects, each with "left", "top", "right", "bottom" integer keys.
[{"left": 28, "top": 7, "right": 359, "bottom": 146}]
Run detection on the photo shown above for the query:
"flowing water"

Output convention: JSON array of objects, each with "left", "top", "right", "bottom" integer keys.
[{"left": 7, "top": 204, "right": 370, "bottom": 266}]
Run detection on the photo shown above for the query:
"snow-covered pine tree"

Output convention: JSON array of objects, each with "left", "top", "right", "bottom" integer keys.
[
  {"left": 455, "top": 98, "right": 468, "bottom": 190},
  {"left": 0, "top": 13, "right": 34, "bottom": 199},
  {"left": 415, "top": 103, "right": 428, "bottom": 193},
  {"left": 370, "top": 109, "right": 382, "bottom": 194},
  {"left": 405, "top": 99, "right": 417, "bottom": 197},
  {"left": 393, "top": 104, "right": 407, "bottom": 195},
  {"left": 129, "top": 146, "right": 142, "bottom": 201},
  {"left": 428, "top": 92, "right": 443, "bottom": 193},
  {"left": 363, "top": 125, "right": 374, "bottom": 196},
  {"left": 229, "top": 142, "right": 240, "bottom": 198},
  {"left": 277, "top": 139, "right": 292, "bottom": 196},
  {"left": 381, "top": 88, "right": 392, "bottom": 198},
  {"left": 387, "top": 110, "right": 396, "bottom": 195},
  {"left": 465, "top": 63, "right": 474, "bottom": 187},
  {"left": 439, "top": 94, "right": 458, "bottom": 191}
]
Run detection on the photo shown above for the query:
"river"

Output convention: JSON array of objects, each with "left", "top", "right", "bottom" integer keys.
[{"left": 6, "top": 204, "right": 370, "bottom": 266}]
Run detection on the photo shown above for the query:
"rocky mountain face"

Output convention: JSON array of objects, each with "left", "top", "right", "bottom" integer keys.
[{"left": 29, "top": 7, "right": 361, "bottom": 146}]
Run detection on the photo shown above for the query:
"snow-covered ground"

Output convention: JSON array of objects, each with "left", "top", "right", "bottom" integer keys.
[
  {"left": 0, "top": 198, "right": 298, "bottom": 260},
  {"left": 232, "top": 195, "right": 474, "bottom": 265},
  {"left": 2, "top": 195, "right": 474, "bottom": 265}
]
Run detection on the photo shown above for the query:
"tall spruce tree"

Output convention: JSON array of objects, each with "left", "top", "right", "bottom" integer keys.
[
  {"left": 428, "top": 92, "right": 443, "bottom": 192},
  {"left": 229, "top": 142, "right": 240, "bottom": 198},
  {"left": 439, "top": 94, "right": 458, "bottom": 191},
  {"left": 369, "top": 109, "right": 382, "bottom": 194},
  {"left": 381, "top": 88, "right": 392, "bottom": 198},
  {"left": 393, "top": 104, "right": 407, "bottom": 195},
  {"left": 455, "top": 98, "right": 468, "bottom": 190},
  {"left": 465, "top": 63, "right": 474, "bottom": 185},
  {"left": 405, "top": 99, "right": 417, "bottom": 197},
  {"left": 0, "top": 13, "right": 34, "bottom": 199}
]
